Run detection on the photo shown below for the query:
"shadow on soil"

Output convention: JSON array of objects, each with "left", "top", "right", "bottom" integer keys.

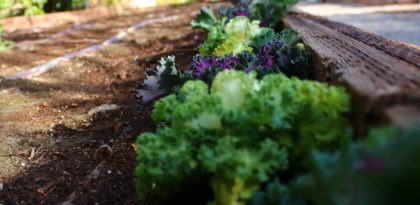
[{"left": 0, "top": 23, "right": 207, "bottom": 204}]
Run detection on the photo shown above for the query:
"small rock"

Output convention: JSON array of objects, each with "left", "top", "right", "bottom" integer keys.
[
  {"left": 96, "top": 144, "right": 113, "bottom": 161},
  {"left": 117, "top": 70, "right": 128, "bottom": 80},
  {"left": 40, "top": 102, "right": 49, "bottom": 107},
  {"left": 87, "top": 104, "right": 119, "bottom": 117},
  {"left": 28, "top": 46, "right": 37, "bottom": 52}
]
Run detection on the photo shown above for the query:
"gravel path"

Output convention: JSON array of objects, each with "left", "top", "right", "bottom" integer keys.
[{"left": 296, "top": 3, "right": 420, "bottom": 45}]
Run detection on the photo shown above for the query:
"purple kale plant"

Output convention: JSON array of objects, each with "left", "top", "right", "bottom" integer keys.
[
  {"left": 190, "top": 55, "right": 217, "bottom": 76},
  {"left": 218, "top": 0, "right": 251, "bottom": 20}
]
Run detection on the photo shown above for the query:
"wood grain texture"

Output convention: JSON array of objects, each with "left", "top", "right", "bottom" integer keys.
[
  {"left": 294, "top": 12, "right": 420, "bottom": 68},
  {"left": 282, "top": 11, "right": 420, "bottom": 134}
]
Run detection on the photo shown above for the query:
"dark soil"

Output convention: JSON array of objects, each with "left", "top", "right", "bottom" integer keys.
[{"left": 0, "top": 2, "right": 213, "bottom": 204}]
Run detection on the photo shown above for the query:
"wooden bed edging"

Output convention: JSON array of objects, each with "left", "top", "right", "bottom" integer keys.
[{"left": 282, "top": 10, "right": 420, "bottom": 136}]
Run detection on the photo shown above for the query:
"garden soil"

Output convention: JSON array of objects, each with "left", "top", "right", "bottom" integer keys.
[{"left": 0, "top": 3, "right": 210, "bottom": 204}]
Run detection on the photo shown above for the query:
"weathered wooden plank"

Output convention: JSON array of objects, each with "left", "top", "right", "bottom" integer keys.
[
  {"left": 323, "top": 0, "right": 419, "bottom": 5},
  {"left": 282, "top": 11, "right": 420, "bottom": 135},
  {"left": 295, "top": 12, "right": 420, "bottom": 68}
]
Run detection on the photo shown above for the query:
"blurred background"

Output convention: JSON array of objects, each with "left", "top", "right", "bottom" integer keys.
[
  {"left": 0, "top": 0, "right": 418, "bottom": 45},
  {"left": 1, "top": 0, "right": 418, "bottom": 19},
  {"left": 0, "top": 0, "right": 206, "bottom": 19},
  {"left": 299, "top": 0, "right": 420, "bottom": 45}
]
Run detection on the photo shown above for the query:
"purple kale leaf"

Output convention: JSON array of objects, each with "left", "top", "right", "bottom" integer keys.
[
  {"left": 190, "top": 55, "right": 217, "bottom": 76},
  {"left": 218, "top": 0, "right": 251, "bottom": 19}
]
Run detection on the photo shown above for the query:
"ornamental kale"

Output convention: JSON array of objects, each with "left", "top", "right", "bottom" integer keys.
[
  {"left": 190, "top": 54, "right": 218, "bottom": 76},
  {"left": 136, "top": 70, "right": 351, "bottom": 205},
  {"left": 218, "top": 0, "right": 251, "bottom": 19},
  {"left": 216, "top": 0, "right": 298, "bottom": 29},
  {"left": 190, "top": 54, "right": 241, "bottom": 83},
  {"left": 136, "top": 56, "right": 192, "bottom": 108},
  {"left": 249, "top": 0, "right": 298, "bottom": 28},
  {"left": 199, "top": 24, "right": 228, "bottom": 56},
  {"left": 190, "top": 30, "right": 311, "bottom": 83},
  {"left": 137, "top": 29, "right": 310, "bottom": 109},
  {"left": 197, "top": 16, "right": 265, "bottom": 56},
  {"left": 214, "top": 16, "right": 263, "bottom": 56},
  {"left": 251, "top": 28, "right": 311, "bottom": 78},
  {"left": 191, "top": 6, "right": 228, "bottom": 55},
  {"left": 250, "top": 127, "right": 420, "bottom": 205},
  {"left": 191, "top": 6, "right": 219, "bottom": 32}
]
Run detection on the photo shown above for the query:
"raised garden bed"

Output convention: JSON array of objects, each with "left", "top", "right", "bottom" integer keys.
[
  {"left": 283, "top": 9, "right": 420, "bottom": 134},
  {"left": 0, "top": 1, "right": 419, "bottom": 204}
]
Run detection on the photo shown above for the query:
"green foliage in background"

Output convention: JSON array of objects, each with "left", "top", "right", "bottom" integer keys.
[
  {"left": 250, "top": 127, "right": 420, "bottom": 205},
  {"left": 43, "top": 0, "right": 88, "bottom": 12},
  {"left": 0, "top": 0, "right": 127, "bottom": 18},
  {"left": 0, "top": 0, "right": 47, "bottom": 18},
  {"left": 105, "top": 0, "right": 122, "bottom": 6},
  {"left": 0, "top": 24, "right": 13, "bottom": 51},
  {"left": 157, "top": 0, "right": 193, "bottom": 5},
  {"left": 0, "top": 0, "right": 199, "bottom": 18}
]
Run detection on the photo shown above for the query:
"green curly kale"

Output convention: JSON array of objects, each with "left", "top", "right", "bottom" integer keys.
[
  {"left": 191, "top": 6, "right": 219, "bottom": 32},
  {"left": 249, "top": 0, "right": 298, "bottom": 28},
  {"left": 198, "top": 16, "right": 265, "bottom": 56},
  {"left": 214, "top": 16, "right": 263, "bottom": 56},
  {"left": 191, "top": 6, "right": 229, "bottom": 55},
  {"left": 136, "top": 70, "right": 350, "bottom": 204},
  {"left": 250, "top": 127, "right": 420, "bottom": 205}
]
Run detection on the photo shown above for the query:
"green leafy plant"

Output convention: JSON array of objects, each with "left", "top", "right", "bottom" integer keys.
[
  {"left": 136, "top": 70, "right": 351, "bottom": 205},
  {"left": 194, "top": 12, "right": 265, "bottom": 56},
  {"left": 250, "top": 127, "right": 420, "bottom": 205},
  {"left": 249, "top": 0, "right": 298, "bottom": 28},
  {"left": 213, "top": 16, "right": 263, "bottom": 56},
  {"left": 136, "top": 28, "right": 312, "bottom": 108},
  {"left": 43, "top": 0, "right": 86, "bottom": 12},
  {"left": 0, "top": 24, "right": 13, "bottom": 51},
  {"left": 136, "top": 56, "right": 193, "bottom": 108},
  {"left": 216, "top": 0, "right": 298, "bottom": 29},
  {"left": 0, "top": 0, "right": 47, "bottom": 18},
  {"left": 23, "top": 0, "right": 47, "bottom": 16},
  {"left": 191, "top": 6, "right": 220, "bottom": 32}
]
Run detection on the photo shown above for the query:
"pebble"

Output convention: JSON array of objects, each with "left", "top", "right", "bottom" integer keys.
[{"left": 96, "top": 144, "right": 113, "bottom": 161}]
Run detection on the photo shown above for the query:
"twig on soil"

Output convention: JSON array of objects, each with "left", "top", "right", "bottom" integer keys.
[
  {"left": 60, "top": 145, "right": 113, "bottom": 205},
  {"left": 60, "top": 160, "right": 107, "bottom": 205},
  {"left": 106, "top": 78, "right": 114, "bottom": 92},
  {"left": 35, "top": 145, "right": 44, "bottom": 154},
  {"left": 31, "top": 152, "right": 47, "bottom": 163},
  {"left": 37, "top": 177, "right": 64, "bottom": 197},
  {"left": 29, "top": 147, "right": 35, "bottom": 160}
]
